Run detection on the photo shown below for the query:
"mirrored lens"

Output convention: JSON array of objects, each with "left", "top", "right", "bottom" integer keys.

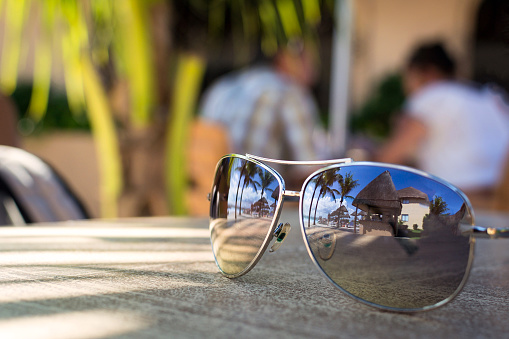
[
  {"left": 210, "top": 156, "right": 282, "bottom": 276},
  {"left": 301, "top": 165, "right": 473, "bottom": 310}
]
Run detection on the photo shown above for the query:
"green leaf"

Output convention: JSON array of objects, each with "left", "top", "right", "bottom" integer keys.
[
  {"left": 165, "top": 53, "right": 205, "bottom": 215},
  {"left": 275, "top": 0, "right": 302, "bottom": 38},
  {"left": 82, "top": 56, "right": 123, "bottom": 218},
  {"left": 28, "top": 0, "right": 56, "bottom": 121},
  {"left": 28, "top": 39, "right": 52, "bottom": 121},
  {"left": 302, "top": 0, "right": 321, "bottom": 25},
  {"left": 60, "top": 0, "right": 87, "bottom": 114},
  {"left": 113, "top": 0, "right": 154, "bottom": 127},
  {"left": 0, "top": 0, "right": 28, "bottom": 93}
]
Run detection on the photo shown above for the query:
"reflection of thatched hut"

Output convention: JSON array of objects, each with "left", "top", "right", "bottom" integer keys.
[
  {"left": 328, "top": 205, "right": 350, "bottom": 226},
  {"left": 271, "top": 187, "right": 279, "bottom": 201},
  {"left": 350, "top": 210, "right": 367, "bottom": 220},
  {"left": 352, "top": 171, "right": 402, "bottom": 218},
  {"left": 352, "top": 171, "right": 402, "bottom": 235},
  {"left": 397, "top": 187, "right": 428, "bottom": 204},
  {"left": 251, "top": 197, "right": 269, "bottom": 216}
]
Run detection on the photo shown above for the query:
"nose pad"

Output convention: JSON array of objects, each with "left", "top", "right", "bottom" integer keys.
[{"left": 269, "top": 222, "right": 291, "bottom": 253}]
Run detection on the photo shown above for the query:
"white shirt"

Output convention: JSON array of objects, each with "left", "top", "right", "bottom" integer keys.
[{"left": 406, "top": 81, "right": 509, "bottom": 190}]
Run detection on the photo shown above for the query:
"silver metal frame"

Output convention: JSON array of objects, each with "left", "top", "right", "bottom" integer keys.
[
  {"left": 209, "top": 154, "right": 508, "bottom": 312},
  {"left": 209, "top": 154, "right": 286, "bottom": 279},
  {"left": 298, "top": 161, "right": 476, "bottom": 313}
]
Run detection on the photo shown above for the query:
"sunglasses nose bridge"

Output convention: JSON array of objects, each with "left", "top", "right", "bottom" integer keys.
[{"left": 283, "top": 190, "right": 301, "bottom": 202}]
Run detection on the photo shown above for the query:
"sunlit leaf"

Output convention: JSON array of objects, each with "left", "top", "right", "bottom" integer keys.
[
  {"left": 302, "top": 0, "right": 321, "bottom": 25},
  {"left": 275, "top": 0, "right": 302, "bottom": 38},
  {"left": 82, "top": 56, "right": 123, "bottom": 218},
  {"left": 165, "top": 53, "right": 206, "bottom": 215},
  {"left": 0, "top": 0, "right": 28, "bottom": 93},
  {"left": 28, "top": 0, "right": 56, "bottom": 121},
  {"left": 90, "top": 0, "right": 115, "bottom": 65},
  {"left": 60, "top": 0, "right": 87, "bottom": 114},
  {"left": 28, "top": 40, "right": 52, "bottom": 121},
  {"left": 113, "top": 0, "right": 154, "bottom": 127}
]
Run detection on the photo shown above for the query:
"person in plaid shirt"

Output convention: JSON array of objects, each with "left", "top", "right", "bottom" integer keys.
[{"left": 200, "top": 42, "right": 330, "bottom": 168}]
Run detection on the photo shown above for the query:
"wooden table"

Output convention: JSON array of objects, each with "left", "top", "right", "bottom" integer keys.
[{"left": 0, "top": 207, "right": 507, "bottom": 338}]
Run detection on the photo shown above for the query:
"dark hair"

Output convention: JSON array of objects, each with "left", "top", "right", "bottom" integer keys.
[{"left": 407, "top": 42, "right": 456, "bottom": 77}]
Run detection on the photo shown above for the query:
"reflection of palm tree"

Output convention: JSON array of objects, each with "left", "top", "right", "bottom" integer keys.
[
  {"left": 307, "top": 176, "right": 322, "bottom": 227},
  {"left": 313, "top": 185, "right": 339, "bottom": 225},
  {"left": 257, "top": 171, "right": 276, "bottom": 201},
  {"left": 337, "top": 172, "right": 359, "bottom": 205},
  {"left": 239, "top": 166, "right": 261, "bottom": 215},
  {"left": 430, "top": 196, "right": 448, "bottom": 215},
  {"left": 234, "top": 161, "right": 247, "bottom": 219},
  {"left": 233, "top": 161, "right": 260, "bottom": 218},
  {"left": 311, "top": 170, "right": 341, "bottom": 226}
]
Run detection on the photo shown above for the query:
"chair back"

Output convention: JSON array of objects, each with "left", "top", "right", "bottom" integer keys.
[
  {"left": 186, "top": 119, "right": 230, "bottom": 216},
  {"left": 0, "top": 146, "right": 88, "bottom": 225}
]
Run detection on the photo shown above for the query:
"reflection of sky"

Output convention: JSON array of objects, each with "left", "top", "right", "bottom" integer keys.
[
  {"left": 303, "top": 165, "right": 465, "bottom": 219},
  {"left": 226, "top": 158, "right": 280, "bottom": 213}
]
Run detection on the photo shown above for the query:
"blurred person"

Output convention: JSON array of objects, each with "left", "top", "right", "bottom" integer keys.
[
  {"left": 0, "top": 94, "right": 19, "bottom": 147},
  {"left": 377, "top": 42, "right": 509, "bottom": 203},
  {"left": 199, "top": 40, "right": 330, "bottom": 166}
]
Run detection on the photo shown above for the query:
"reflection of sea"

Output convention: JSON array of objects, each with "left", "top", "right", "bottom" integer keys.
[
  {"left": 305, "top": 226, "right": 471, "bottom": 309},
  {"left": 211, "top": 216, "right": 273, "bottom": 275}
]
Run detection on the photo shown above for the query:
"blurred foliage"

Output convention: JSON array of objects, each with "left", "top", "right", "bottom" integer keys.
[
  {"left": 169, "top": 0, "right": 333, "bottom": 214},
  {"left": 10, "top": 84, "right": 90, "bottom": 134},
  {"left": 349, "top": 73, "right": 406, "bottom": 140},
  {"left": 0, "top": 0, "right": 330, "bottom": 216},
  {"left": 175, "top": 0, "right": 333, "bottom": 58}
]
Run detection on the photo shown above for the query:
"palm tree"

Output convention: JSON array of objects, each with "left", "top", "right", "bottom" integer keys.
[
  {"left": 307, "top": 175, "right": 322, "bottom": 227},
  {"left": 338, "top": 172, "right": 359, "bottom": 205},
  {"left": 257, "top": 171, "right": 276, "bottom": 201},
  {"left": 429, "top": 196, "right": 448, "bottom": 215},
  {"left": 233, "top": 160, "right": 251, "bottom": 218},
  {"left": 2, "top": 1, "right": 329, "bottom": 217},
  {"left": 313, "top": 185, "right": 340, "bottom": 225},
  {"left": 311, "top": 169, "right": 341, "bottom": 226},
  {"left": 239, "top": 165, "right": 261, "bottom": 215}
]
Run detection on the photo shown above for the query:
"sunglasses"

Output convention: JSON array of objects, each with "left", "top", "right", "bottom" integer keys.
[{"left": 208, "top": 154, "right": 507, "bottom": 312}]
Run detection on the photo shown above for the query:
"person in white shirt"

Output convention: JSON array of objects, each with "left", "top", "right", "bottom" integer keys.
[{"left": 378, "top": 42, "right": 509, "bottom": 201}]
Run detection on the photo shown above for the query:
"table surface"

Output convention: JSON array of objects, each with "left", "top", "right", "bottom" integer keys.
[{"left": 0, "top": 206, "right": 507, "bottom": 339}]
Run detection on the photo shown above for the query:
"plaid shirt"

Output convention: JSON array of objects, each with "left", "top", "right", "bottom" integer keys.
[{"left": 200, "top": 67, "right": 329, "bottom": 161}]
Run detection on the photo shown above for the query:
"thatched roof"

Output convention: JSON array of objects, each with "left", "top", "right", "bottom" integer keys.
[
  {"left": 271, "top": 187, "right": 279, "bottom": 200},
  {"left": 397, "top": 187, "right": 428, "bottom": 202},
  {"left": 329, "top": 205, "right": 349, "bottom": 217},
  {"left": 252, "top": 197, "right": 268, "bottom": 208},
  {"left": 351, "top": 210, "right": 367, "bottom": 217},
  {"left": 352, "top": 171, "right": 401, "bottom": 214}
]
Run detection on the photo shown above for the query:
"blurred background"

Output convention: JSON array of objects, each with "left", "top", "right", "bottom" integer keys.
[{"left": 0, "top": 0, "right": 507, "bottom": 219}]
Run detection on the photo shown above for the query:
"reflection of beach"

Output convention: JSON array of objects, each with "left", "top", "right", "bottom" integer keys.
[
  {"left": 305, "top": 226, "right": 471, "bottom": 309},
  {"left": 211, "top": 216, "right": 273, "bottom": 275}
]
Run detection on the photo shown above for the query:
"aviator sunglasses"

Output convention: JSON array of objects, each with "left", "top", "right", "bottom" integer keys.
[{"left": 208, "top": 154, "right": 508, "bottom": 312}]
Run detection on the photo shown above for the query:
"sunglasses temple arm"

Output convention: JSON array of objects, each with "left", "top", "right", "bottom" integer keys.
[{"left": 459, "top": 224, "right": 509, "bottom": 239}]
